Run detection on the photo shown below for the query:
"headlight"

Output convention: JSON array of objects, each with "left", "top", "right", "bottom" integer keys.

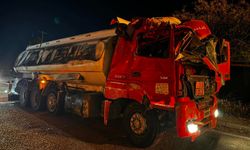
[
  {"left": 187, "top": 123, "right": 198, "bottom": 133},
  {"left": 214, "top": 109, "right": 219, "bottom": 118}
]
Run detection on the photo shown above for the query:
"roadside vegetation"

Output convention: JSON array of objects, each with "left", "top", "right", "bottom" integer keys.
[{"left": 175, "top": 0, "right": 250, "bottom": 118}]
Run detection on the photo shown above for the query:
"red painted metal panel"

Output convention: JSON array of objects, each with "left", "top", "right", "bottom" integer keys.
[
  {"left": 183, "top": 20, "right": 212, "bottom": 40},
  {"left": 176, "top": 96, "right": 218, "bottom": 139}
]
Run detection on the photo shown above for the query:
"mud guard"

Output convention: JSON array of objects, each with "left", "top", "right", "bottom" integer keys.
[{"left": 104, "top": 100, "right": 112, "bottom": 125}]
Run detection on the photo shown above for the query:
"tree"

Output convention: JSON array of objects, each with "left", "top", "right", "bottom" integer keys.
[{"left": 174, "top": 0, "right": 250, "bottom": 64}]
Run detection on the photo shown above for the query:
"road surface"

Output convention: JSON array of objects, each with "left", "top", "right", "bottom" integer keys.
[{"left": 0, "top": 101, "right": 249, "bottom": 150}]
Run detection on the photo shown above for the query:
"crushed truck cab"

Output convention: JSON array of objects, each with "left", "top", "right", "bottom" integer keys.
[
  {"left": 106, "top": 17, "right": 230, "bottom": 140},
  {"left": 9, "top": 17, "right": 230, "bottom": 147}
]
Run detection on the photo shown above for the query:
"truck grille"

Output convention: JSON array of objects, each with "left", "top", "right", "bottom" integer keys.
[
  {"left": 197, "top": 97, "right": 214, "bottom": 110},
  {"left": 186, "top": 74, "right": 215, "bottom": 111}
]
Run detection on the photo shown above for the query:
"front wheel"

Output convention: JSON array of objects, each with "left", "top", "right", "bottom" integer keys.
[{"left": 123, "top": 102, "right": 159, "bottom": 147}]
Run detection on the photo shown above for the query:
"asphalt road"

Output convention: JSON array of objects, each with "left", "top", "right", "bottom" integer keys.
[{"left": 0, "top": 101, "right": 250, "bottom": 150}]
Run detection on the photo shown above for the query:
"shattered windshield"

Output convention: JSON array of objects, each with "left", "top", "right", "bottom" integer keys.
[{"left": 174, "top": 28, "right": 218, "bottom": 70}]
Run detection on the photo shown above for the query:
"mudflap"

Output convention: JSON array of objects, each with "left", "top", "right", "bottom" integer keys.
[{"left": 104, "top": 100, "right": 112, "bottom": 125}]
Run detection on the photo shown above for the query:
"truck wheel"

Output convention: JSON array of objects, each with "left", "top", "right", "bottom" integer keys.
[
  {"left": 46, "top": 89, "right": 63, "bottom": 115},
  {"left": 19, "top": 83, "right": 30, "bottom": 107},
  {"left": 123, "top": 102, "right": 159, "bottom": 147},
  {"left": 30, "top": 83, "right": 45, "bottom": 111}
]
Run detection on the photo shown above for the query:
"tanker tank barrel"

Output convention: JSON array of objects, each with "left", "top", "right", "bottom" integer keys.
[{"left": 14, "top": 29, "right": 117, "bottom": 86}]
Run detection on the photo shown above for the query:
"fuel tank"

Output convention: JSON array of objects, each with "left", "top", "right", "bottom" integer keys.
[{"left": 64, "top": 90, "right": 104, "bottom": 118}]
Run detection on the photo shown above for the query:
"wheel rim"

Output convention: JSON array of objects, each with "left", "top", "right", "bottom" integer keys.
[
  {"left": 47, "top": 93, "right": 57, "bottom": 112},
  {"left": 130, "top": 113, "right": 147, "bottom": 135}
]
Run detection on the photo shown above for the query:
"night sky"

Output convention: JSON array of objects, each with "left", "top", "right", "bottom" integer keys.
[{"left": 0, "top": 0, "right": 189, "bottom": 69}]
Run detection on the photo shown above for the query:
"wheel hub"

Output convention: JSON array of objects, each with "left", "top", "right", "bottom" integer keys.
[
  {"left": 130, "top": 113, "right": 147, "bottom": 135},
  {"left": 47, "top": 93, "right": 57, "bottom": 112}
]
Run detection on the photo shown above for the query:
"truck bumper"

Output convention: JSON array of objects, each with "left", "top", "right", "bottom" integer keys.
[
  {"left": 176, "top": 96, "right": 218, "bottom": 141},
  {"left": 8, "top": 93, "right": 19, "bottom": 101}
]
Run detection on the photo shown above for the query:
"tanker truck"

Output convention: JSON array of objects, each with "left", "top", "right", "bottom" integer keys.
[{"left": 8, "top": 17, "right": 230, "bottom": 147}]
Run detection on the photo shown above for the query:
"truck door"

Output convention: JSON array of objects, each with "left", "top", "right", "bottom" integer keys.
[
  {"left": 199, "top": 38, "right": 230, "bottom": 90},
  {"left": 217, "top": 40, "right": 230, "bottom": 80},
  {"left": 128, "top": 28, "right": 175, "bottom": 104}
]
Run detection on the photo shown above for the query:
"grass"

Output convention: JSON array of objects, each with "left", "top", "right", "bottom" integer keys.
[{"left": 219, "top": 99, "right": 250, "bottom": 119}]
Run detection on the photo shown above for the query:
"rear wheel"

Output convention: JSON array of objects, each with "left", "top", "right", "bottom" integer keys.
[
  {"left": 47, "top": 92, "right": 57, "bottom": 113},
  {"left": 46, "top": 88, "right": 64, "bottom": 115},
  {"left": 19, "top": 81, "right": 30, "bottom": 107},
  {"left": 123, "top": 102, "right": 159, "bottom": 147},
  {"left": 30, "top": 83, "right": 45, "bottom": 111}
]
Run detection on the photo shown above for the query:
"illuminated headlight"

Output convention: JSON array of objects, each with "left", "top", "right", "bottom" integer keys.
[
  {"left": 187, "top": 123, "right": 198, "bottom": 134},
  {"left": 214, "top": 109, "right": 219, "bottom": 118}
]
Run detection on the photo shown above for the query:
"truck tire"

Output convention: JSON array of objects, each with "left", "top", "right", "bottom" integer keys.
[
  {"left": 8, "top": 93, "right": 19, "bottom": 101},
  {"left": 123, "top": 102, "right": 159, "bottom": 147},
  {"left": 19, "top": 81, "right": 30, "bottom": 107},
  {"left": 46, "top": 89, "right": 64, "bottom": 115},
  {"left": 30, "top": 83, "right": 45, "bottom": 111}
]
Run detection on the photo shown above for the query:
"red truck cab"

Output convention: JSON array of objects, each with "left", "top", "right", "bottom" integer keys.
[{"left": 105, "top": 17, "right": 230, "bottom": 145}]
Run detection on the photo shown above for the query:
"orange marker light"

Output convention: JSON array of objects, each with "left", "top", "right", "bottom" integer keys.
[{"left": 41, "top": 79, "right": 46, "bottom": 84}]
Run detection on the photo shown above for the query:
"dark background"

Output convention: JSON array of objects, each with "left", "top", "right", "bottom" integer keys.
[
  {"left": 0, "top": 0, "right": 191, "bottom": 69},
  {"left": 2, "top": 0, "right": 249, "bottom": 101}
]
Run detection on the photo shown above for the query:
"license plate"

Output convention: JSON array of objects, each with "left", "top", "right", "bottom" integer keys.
[{"left": 195, "top": 81, "right": 204, "bottom": 96}]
